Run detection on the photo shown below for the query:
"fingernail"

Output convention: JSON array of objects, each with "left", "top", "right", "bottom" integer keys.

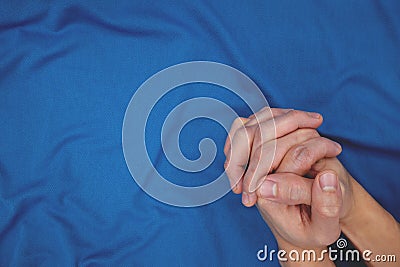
[
  {"left": 334, "top": 141, "right": 342, "bottom": 151},
  {"left": 247, "top": 193, "right": 257, "bottom": 205},
  {"left": 259, "top": 180, "right": 277, "bottom": 198},
  {"left": 307, "top": 112, "right": 321, "bottom": 119},
  {"left": 242, "top": 192, "right": 249, "bottom": 205},
  {"left": 319, "top": 172, "right": 337, "bottom": 192}
]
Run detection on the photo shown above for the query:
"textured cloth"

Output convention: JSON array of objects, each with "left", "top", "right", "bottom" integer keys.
[{"left": 0, "top": 1, "right": 399, "bottom": 266}]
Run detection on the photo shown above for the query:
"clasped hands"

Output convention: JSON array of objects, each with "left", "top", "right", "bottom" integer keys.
[{"left": 224, "top": 108, "right": 354, "bottom": 252}]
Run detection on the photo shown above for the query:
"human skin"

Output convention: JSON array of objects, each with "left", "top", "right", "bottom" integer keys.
[{"left": 224, "top": 108, "right": 400, "bottom": 266}]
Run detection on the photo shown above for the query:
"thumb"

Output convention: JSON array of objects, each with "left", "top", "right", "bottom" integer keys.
[{"left": 310, "top": 171, "right": 342, "bottom": 246}]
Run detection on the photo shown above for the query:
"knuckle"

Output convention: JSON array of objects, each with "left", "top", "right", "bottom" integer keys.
[
  {"left": 232, "top": 117, "right": 245, "bottom": 129},
  {"left": 317, "top": 204, "right": 341, "bottom": 218},
  {"left": 295, "top": 128, "right": 319, "bottom": 141},
  {"left": 288, "top": 184, "right": 299, "bottom": 202},
  {"left": 291, "top": 145, "right": 314, "bottom": 169},
  {"left": 287, "top": 183, "right": 307, "bottom": 202},
  {"left": 307, "top": 129, "right": 320, "bottom": 138},
  {"left": 233, "top": 127, "right": 249, "bottom": 145},
  {"left": 288, "top": 109, "right": 300, "bottom": 117},
  {"left": 295, "top": 128, "right": 310, "bottom": 136},
  {"left": 223, "top": 160, "right": 229, "bottom": 170},
  {"left": 234, "top": 126, "right": 247, "bottom": 138},
  {"left": 289, "top": 109, "right": 308, "bottom": 121},
  {"left": 318, "top": 137, "right": 332, "bottom": 146},
  {"left": 232, "top": 117, "right": 243, "bottom": 124}
]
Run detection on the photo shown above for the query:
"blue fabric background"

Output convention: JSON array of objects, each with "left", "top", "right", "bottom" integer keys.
[{"left": 0, "top": 1, "right": 399, "bottom": 266}]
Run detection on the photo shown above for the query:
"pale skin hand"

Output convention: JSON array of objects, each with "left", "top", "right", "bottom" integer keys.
[
  {"left": 224, "top": 108, "right": 346, "bottom": 267},
  {"left": 224, "top": 108, "right": 342, "bottom": 207},
  {"left": 224, "top": 107, "right": 400, "bottom": 266},
  {"left": 259, "top": 158, "right": 400, "bottom": 267},
  {"left": 257, "top": 158, "right": 350, "bottom": 267}
]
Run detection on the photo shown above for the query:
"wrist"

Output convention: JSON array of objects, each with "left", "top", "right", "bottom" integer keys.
[
  {"left": 339, "top": 177, "right": 400, "bottom": 266},
  {"left": 339, "top": 176, "right": 379, "bottom": 233},
  {"left": 339, "top": 175, "right": 358, "bottom": 228}
]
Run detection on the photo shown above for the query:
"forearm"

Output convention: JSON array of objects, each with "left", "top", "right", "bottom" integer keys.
[{"left": 340, "top": 177, "right": 400, "bottom": 266}]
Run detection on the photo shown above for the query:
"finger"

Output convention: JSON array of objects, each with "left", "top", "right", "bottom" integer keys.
[
  {"left": 227, "top": 109, "right": 322, "bottom": 168},
  {"left": 254, "top": 109, "right": 323, "bottom": 145},
  {"left": 224, "top": 117, "right": 249, "bottom": 156},
  {"left": 256, "top": 173, "right": 313, "bottom": 205},
  {"left": 224, "top": 122, "right": 254, "bottom": 194},
  {"left": 223, "top": 161, "right": 243, "bottom": 193},
  {"left": 308, "top": 157, "right": 345, "bottom": 179},
  {"left": 256, "top": 198, "right": 309, "bottom": 245},
  {"left": 224, "top": 110, "right": 289, "bottom": 193},
  {"left": 229, "top": 110, "right": 323, "bottom": 205},
  {"left": 271, "top": 129, "right": 321, "bottom": 172},
  {"left": 240, "top": 111, "right": 323, "bottom": 207},
  {"left": 246, "top": 107, "right": 292, "bottom": 126},
  {"left": 276, "top": 137, "right": 342, "bottom": 175},
  {"left": 224, "top": 117, "right": 250, "bottom": 193},
  {"left": 243, "top": 129, "right": 319, "bottom": 196},
  {"left": 224, "top": 108, "right": 289, "bottom": 156},
  {"left": 310, "top": 171, "right": 342, "bottom": 246}
]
